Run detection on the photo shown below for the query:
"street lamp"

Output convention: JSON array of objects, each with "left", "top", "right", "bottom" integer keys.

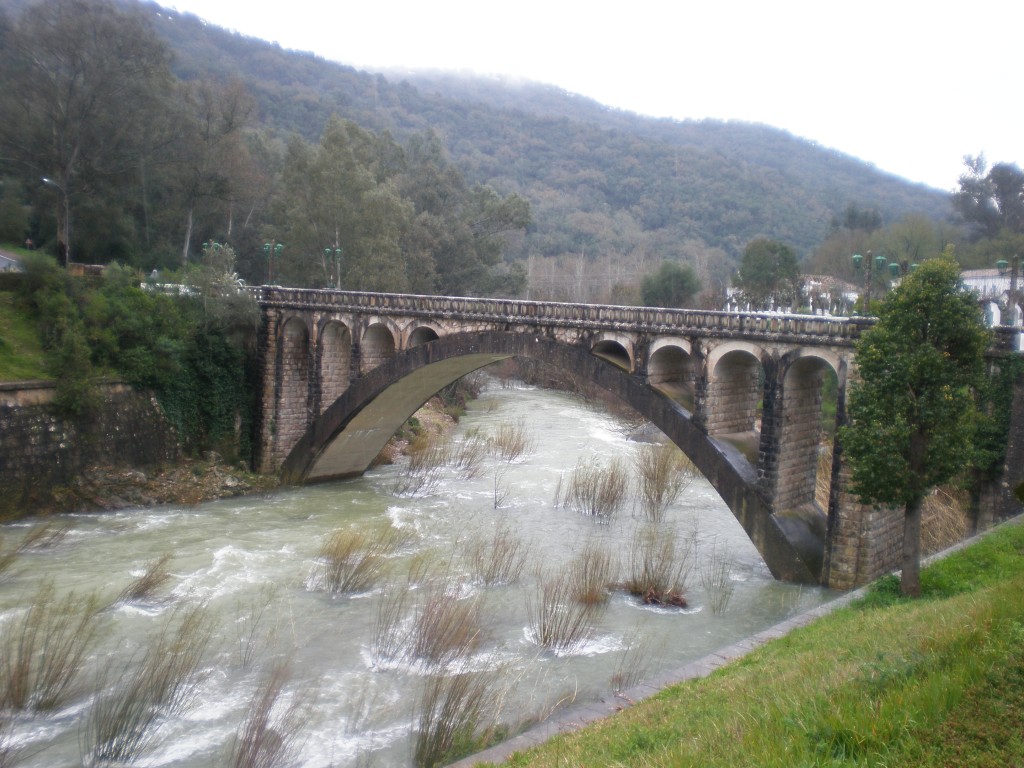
[
  {"left": 324, "top": 247, "right": 342, "bottom": 288},
  {"left": 996, "top": 254, "right": 1021, "bottom": 325},
  {"left": 263, "top": 241, "right": 284, "bottom": 284},
  {"left": 41, "top": 177, "right": 70, "bottom": 267},
  {"left": 852, "top": 250, "right": 896, "bottom": 314}
]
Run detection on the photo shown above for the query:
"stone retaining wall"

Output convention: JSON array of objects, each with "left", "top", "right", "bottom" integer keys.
[{"left": 0, "top": 381, "right": 179, "bottom": 516}]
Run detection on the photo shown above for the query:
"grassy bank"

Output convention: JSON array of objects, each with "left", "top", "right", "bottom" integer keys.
[
  {"left": 485, "top": 519, "right": 1024, "bottom": 767},
  {"left": 0, "top": 290, "right": 48, "bottom": 380}
]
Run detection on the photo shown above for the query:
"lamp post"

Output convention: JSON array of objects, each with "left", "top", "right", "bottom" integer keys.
[
  {"left": 996, "top": 254, "right": 1021, "bottom": 325},
  {"left": 263, "top": 241, "right": 283, "bottom": 284},
  {"left": 852, "top": 250, "right": 894, "bottom": 314},
  {"left": 324, "top": 247, "right": 342, "bottom": 288},
  {"left": 41, "top": 177, "right": 70, "bottom": 267}
]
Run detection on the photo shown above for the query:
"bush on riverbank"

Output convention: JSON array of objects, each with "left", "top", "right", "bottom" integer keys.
[
  {"left": 487, "top": 519, "right": 1024, "bottom": 767},
  {"left": 13, "top": 252, "right": 258, "bottom": 462}
]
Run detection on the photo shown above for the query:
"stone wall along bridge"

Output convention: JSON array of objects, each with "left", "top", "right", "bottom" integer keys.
[{"left": 252, "top": 287, "right": 1015, "bottom": 590}]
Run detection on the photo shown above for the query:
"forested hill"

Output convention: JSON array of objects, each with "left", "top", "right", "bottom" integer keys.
[{"left": 151, "top": 2, "right": 947, "bottom": 289}]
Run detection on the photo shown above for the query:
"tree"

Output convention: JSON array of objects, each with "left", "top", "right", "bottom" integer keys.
[
  {"left": 640, "top": 261, "right": 701, "bottom": 308},
  {"left": 841, "top": 257, "right": 990, "bottom": 596},
  {"left": 953, "top": 155, "right": 1024, "bottom": 241},
  {"left": 0, "top": 0, "right": 176, "bottom": 263},
  {"left": 733, "top": 238, "right": 801, "bottom": 310}
]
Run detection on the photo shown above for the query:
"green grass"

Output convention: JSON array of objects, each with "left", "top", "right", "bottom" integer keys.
[
  {"left": 0, "top": 290, "right": 48, "bottom": 381},
  {"left": 487, "top": 520, "right": 1024, "bottom": 767}
]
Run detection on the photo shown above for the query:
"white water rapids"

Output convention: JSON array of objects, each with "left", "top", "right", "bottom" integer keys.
[{"left": 0, "top": 379, "right": 835, "bottom": 766}]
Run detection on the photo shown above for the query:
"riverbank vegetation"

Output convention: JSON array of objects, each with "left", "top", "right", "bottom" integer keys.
[{"left": 482, "top": 519, "right": 1024, "bottom": 768}]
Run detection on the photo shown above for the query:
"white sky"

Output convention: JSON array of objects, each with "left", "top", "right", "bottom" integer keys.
[{"left": 168, "top": 0, "right": 1020, "bottom": 192}]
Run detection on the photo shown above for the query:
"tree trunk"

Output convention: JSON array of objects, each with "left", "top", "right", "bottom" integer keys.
[
  {"left": 182, "top": 208, "right": 194, "bottom": 266},
  {"left": 901, "top": 497, "right": 923, "bottom": 597}
]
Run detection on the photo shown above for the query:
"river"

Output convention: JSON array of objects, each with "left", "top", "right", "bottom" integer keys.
[{"left": 0, "top": 378, "right": 835, "bottom": 767}]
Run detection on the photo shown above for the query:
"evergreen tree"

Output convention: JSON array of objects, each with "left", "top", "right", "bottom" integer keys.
[{"left": 841, "top": 257, "right": 990, "bottom": 596}]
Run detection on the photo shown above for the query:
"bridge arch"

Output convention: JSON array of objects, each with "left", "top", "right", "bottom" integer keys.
[
  {"left": 317, "top": 320, "right": 352, "bottom": 414},
  {"left": 407, "top": 325, "right": 441, "bottom": 348},
  {"left": 280, "top": 331, "right": 819, "bottom": 584},
  {"left": 361, "top": 322, "right": 397, "bottom": 373},
  {"left": 647, "top": 338, "right": 695, "bottom": 410},
  {"left": 705, "top": 345, "right": 766, "bottom": 437},
  {"left": 591, "top": 333, "right": 633, "bottom": 371}
]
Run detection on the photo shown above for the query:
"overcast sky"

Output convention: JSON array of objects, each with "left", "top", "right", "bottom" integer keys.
[{"left": 167, "top": 0, "right": 1019, "bottom": 192}]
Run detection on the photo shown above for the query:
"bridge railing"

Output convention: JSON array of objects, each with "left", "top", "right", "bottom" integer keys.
[{"left": 251, "top": 286, "right": 871, "bottom": 341}]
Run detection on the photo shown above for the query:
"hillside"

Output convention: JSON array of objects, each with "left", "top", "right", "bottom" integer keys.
[{"left": 146, "top": 3, "right": 950, "bottom": 294}]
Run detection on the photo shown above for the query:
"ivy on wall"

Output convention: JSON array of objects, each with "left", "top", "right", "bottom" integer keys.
[{"left": 17, "top": 253, "right": 259, "bottom": 463}]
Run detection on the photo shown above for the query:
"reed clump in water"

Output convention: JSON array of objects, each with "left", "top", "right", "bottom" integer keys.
[
  {"left": 227, "top": 660, "right": 314, "bottom": 768},
  {"left": 315, "top": 525, "right": 415, "bottom": 595},
  {"left": 392, "top": 433, "right": 453, "bottom": 496},
  {"left": 413, "top": 658, "right": 502, "bottom": 768},
  {"left": 623, "top": 524, "right": 694, "bottom": 607},
  {"left": 556, "top": 457, "right": 629, "bottom": 521},
  {"left": 465, "top": 520, "right": 531, "bottom": 586},
  {"left": 568, "top": 539, "right": 617, "bottom": 606},
  {"left": 449, "top": 430, "right": 488, "bottom": 479},
  {"left": 633, "top": 442, "right": 697, "bottom": 522},
  {"left": 84, "top": 603, "right": 214, "bottom": 764},
  {"left": 487, "top": 419, "right": 536, "bottom": 463},
  {"left": 527, "top": 563, "right": 606, "bottom": 653},
  {"left": 0, "top": 580, "right": 103, "bottom": 712},
  {"left": 410, "top": 578, "right": 486, "bottom": 668},
  {"left": 113, "top": 553, "right": 173, "bottom": 605},
  {"left": 699, "top": 536, "right": 735, "bottom": 615}
]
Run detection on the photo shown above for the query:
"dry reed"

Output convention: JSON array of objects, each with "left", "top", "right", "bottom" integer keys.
[
  {"left": 0, "top": 581, "right": 103, "bottom": 712},
  {"left": 633, "top": 443, "right": 696, "bottom": 522},
  {"left": 698, "top": 536, "right": 735, "bottom": 615},
  {"left": 371, "top": 582, "right": 413, "bottom": 666},
  {"left": 568, "top": 540, "right": 617, "bottom": 605},
  {"left": 113, "top": 553, "right": 173, "bottom": 605},
  {"left": 413, "top": 659, "right": 501, "bottom": 768},
  {"left": 234, "top": 584, "right": 279, "bottom": 669},
  {"left": 465, "top": 520, "right": 530, "bottom": 586},
  {"left": 921, "top": 485, "right": 971, "bottom": 554},
  {"left": 559, "top": 457, "right": 630, "bottom": 521},
  {"left": 492, "top": 467, "right": 511, "bottom": 509},
  {"left": 610, "top": 625, "right": 654, "bottom": 694},
  {"left": 487, "top": 419, "right": 536, "bottom": 463},
  {"left": 316, "top": 525, "right": 414, "bottom": 594},
  {"left": 18, "top": 522, "right": 71, "bottom": 551},
  {"left": 449, "top": 431, "right": 488, "bottom": 479},
  {"left": 526, "top": 564, "right": 605, "bottom": 653},
  {"left": 84, "top": 603, "right": 214, "bottom": 764},
  {"left": 410, "top": 579, "right": 486, "bottom": 667},
  {"left": 623, "top": 524, "right": 694, "bottom": 607},
  {"left": 227, "top": 660, "right": 313, "bottom": 768},
  {"left": 391, "top": 434, "right": 452, "bottom": 496},
  {"left": 815, "top": 441, "right": 834, "bottom": 510}
]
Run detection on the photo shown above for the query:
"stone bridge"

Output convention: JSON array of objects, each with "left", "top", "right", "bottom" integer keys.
[{"left": 252, "top": 287, "right": 1021, "bottom": 590}]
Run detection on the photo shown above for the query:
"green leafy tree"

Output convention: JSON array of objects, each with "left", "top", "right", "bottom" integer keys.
[
  {"left": 733, "top": 238, "right": 801, "bottom": 310},
  {"left": 640, "top": 261, "right": 701, "bottom": 308},
  {"left": 841, "top": 258, "right": 990, "bottom": 596},
  {"left": 954, "top": 156, "right": 1024, "bottom": 240},
  {"left": 0, "top": 0, "right": 176, "bottom": 263}
]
